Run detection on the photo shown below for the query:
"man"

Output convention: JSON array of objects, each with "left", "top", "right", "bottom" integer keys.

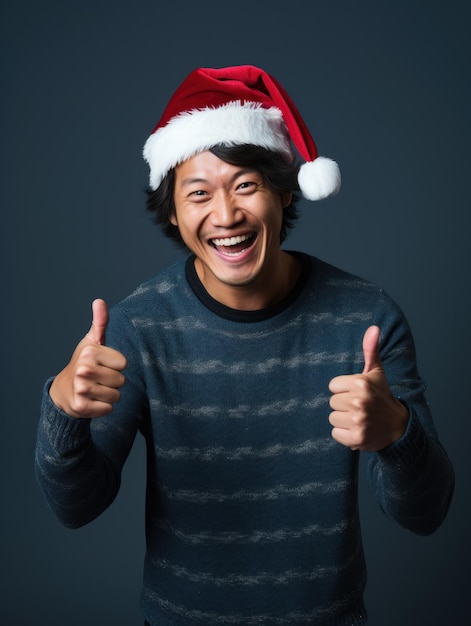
[{"left": 36, "top": 65, "right": 454, "bottom": 625}]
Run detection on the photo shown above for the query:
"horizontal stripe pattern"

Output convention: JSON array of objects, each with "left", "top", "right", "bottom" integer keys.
[
  {"left": 142, "top": 350, "right": 363, "bottom": 375},
  {"left": 154, "top": 517, "right": 350, "bottom": 545},
  {"left": 162, "top": 478, "right": 352, "bottom": 504},
  {"left": 150, "top": 394, "right": 329, "bottom": 419},
  {"left": 155, "top": 437, "right": 336, "bottom": 461},
  {"left": 143, "top": 577, "right": 368, "bottom": 624},
  {"left": 150, "top": 539, "right": 361, "bottom": 587}
]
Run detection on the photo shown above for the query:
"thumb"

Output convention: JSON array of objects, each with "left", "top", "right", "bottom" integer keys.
[
  {"left": 362, "top": 325, "right": 383, "bottom": 375},
  {"left": 89, "top": 298, "right": 109, "bottom": 345}
]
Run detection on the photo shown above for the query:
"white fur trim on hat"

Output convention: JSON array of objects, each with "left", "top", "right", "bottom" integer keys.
[
  {"left": 297, "top": 157, "right": 341, "bottom": 201},
  {"left": 143, "top": 101, "right": 294, "bottom": 190}
]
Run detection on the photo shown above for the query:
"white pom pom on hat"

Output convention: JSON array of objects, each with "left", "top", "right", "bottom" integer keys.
[
  {"left": 143, "top": 65, "right": 341, "bottom": 201},
  {"left": 298, "top": 157, "right": 342, "bottom": 201}
]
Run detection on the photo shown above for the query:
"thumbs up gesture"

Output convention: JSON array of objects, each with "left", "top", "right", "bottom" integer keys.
[
  {"left": 49, "top": 299, "right": 127, "bottom": 419},
  {"left": 328, "top": 326, "right": 409, "bottom": 451}
]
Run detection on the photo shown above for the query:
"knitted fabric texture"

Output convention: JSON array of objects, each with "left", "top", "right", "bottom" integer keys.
[{"left": 36, "top": 254, "right": 454, "bottom": 625}]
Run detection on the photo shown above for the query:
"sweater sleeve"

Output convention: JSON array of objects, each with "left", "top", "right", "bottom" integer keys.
[
  {"left": 35, "top": 306, "right": 148, "bottom": 529},
  {"left": 365, "top": 293, "right": 454, "bottom": 536}
]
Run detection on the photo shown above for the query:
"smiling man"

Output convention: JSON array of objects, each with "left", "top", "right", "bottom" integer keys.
[
  {"left": 36, "top": 66, "right": 454, "bottom": 625},
  {"left": 172, "top": 150, "right": 296, "bottom": 309}
]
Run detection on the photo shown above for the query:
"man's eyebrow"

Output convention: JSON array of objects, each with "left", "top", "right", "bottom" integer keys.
[
  {"left": 179, "top": 168, "right": 260, "bottom": 188},
  {"left": 179, "top": 176, "right": 208, "bottom": 188}
]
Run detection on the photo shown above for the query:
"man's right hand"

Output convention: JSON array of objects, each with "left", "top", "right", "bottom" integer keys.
[{"left": 49, "top": 299, "right": 127, "bottom": 419}]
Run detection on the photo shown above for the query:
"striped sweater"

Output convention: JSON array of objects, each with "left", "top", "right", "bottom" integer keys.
[{"left": 36, "top": 253, "right": 454, "bottom": 625}]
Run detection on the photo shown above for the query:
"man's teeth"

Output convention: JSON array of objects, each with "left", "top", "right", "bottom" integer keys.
[{"left": 212, "top": 234, "right": 252, "bottom": 247}]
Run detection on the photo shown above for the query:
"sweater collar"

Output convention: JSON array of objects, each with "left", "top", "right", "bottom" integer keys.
[{"left": 185, "top": 251, "right": 311, "bottom": 322}]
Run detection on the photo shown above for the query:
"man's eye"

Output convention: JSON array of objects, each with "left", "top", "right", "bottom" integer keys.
[
  {"left": 189, "top": 189, "right": 208, "bottom": 197},
  {"left": 237, "top": 181, "right": 256, "bottom": 191}
]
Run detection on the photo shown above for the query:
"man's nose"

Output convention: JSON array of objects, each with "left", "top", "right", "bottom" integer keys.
[{"left": 210, "top": 192, "right": 243, "bottom": 227}]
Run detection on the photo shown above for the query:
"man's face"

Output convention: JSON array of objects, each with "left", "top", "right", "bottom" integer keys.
[{"left": 172, "top": 150, "right": 291, "bottom": 308}]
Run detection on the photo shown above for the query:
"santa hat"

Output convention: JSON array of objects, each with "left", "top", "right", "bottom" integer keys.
[{"left": 143, "top": 65, "right": 341, "bottom": 201}]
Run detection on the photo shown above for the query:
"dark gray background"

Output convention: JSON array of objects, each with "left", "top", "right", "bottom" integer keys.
[{"left": 2, "top": 1, "right": 470, "bottom": 624}]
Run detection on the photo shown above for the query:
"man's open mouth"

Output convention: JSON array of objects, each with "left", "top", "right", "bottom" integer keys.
[{"left": 210, "top": 233, "right": 256, "bottom": 256}]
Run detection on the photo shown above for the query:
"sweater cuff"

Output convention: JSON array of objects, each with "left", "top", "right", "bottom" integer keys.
[
  {"left": 376, "top": 408, "right": 429, "bottom": 471},
  {"left": 40, "top": 378, "right": 91, "bottom": 453}
]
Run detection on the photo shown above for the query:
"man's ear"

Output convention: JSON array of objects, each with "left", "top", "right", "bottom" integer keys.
[
  {"left": 170, "top": 212, "right": 178, "bottom": 226},
  {"left": 281, "top": 191, "right": 293, "bottom": 208}
]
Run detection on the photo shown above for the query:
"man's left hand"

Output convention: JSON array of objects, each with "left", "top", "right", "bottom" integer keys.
[{"left": 328, "top": 325, "right": 409, "bottom": 452}]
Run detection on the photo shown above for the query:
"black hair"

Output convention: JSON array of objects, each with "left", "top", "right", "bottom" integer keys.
[{"left": 145, "top": 144, "right": 301, "bottom": 249}]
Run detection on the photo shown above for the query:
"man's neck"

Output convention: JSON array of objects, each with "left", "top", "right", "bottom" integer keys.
[{"left": 194, "top": 251, "right": 302, "bottom": 311}]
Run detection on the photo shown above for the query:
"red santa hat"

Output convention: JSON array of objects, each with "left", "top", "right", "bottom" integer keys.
[{"left": 143, "top": 65, "right": 341, "bottom": 201}]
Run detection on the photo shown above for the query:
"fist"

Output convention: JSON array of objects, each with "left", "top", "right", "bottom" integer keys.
[
  {"left": 49, "top": 299, "right": 127, "bottom": 419},
  {"left": 328, "top": 325, "right": 408, "bottom": 452}
]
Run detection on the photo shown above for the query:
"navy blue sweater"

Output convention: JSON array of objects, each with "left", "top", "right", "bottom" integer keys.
[{"left": 36, "top": 254, "right": 454, "bottom": 624}]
